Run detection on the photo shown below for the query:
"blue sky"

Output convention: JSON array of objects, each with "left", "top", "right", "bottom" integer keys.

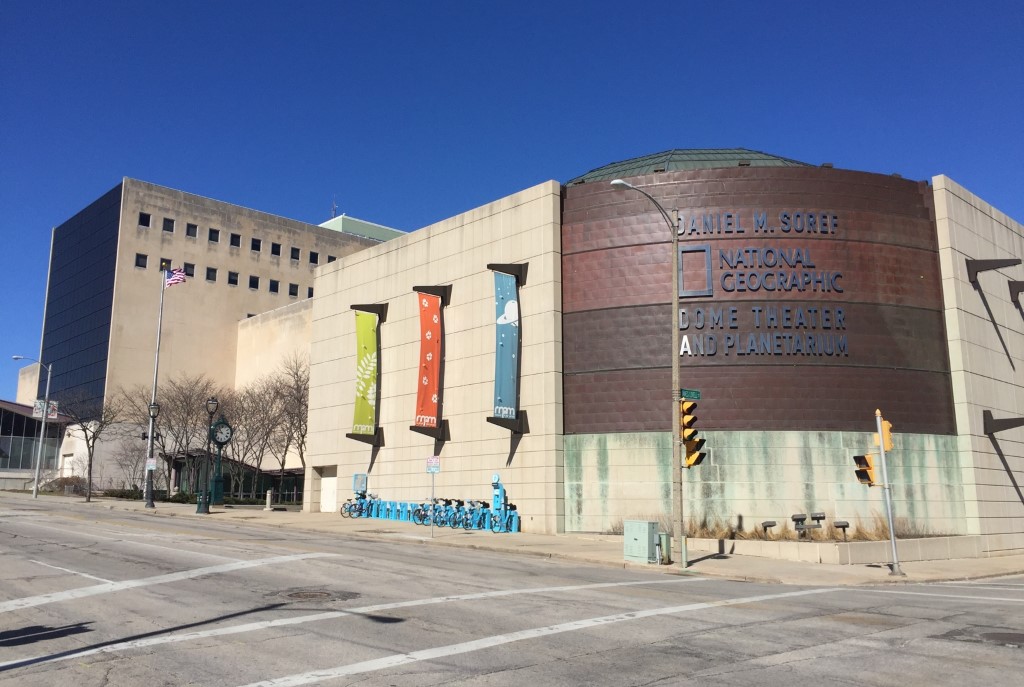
[{"left": 2, "top": 1, "right": 1022, "bottom": 399}]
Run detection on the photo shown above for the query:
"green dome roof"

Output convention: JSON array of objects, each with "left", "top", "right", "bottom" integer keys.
[{"left": 567, "top": 148, "right": 812, "bottom": 185}]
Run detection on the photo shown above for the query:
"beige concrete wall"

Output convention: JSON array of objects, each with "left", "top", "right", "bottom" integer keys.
[
  {"left": 15, "top": 364, "right": 40, "bottom": 405},
  {"left": 307, "top": 181, "right": 564, "bottom": 532},
  {"left": 235, "top": 300, "right": 312, "bottom": 389},
  {"left": 935, "top": 175, "right": 1024, "bottom": 554},
  {"left": 234, "top": 299, "right": 312, "bottom": 472},
  {"left": 104, "top": 179, "right": 378, "bottom": 400}
]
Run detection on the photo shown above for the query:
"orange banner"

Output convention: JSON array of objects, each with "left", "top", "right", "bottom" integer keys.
[{"left": 414, "top": 293, "right": 442, "bottom": 428}]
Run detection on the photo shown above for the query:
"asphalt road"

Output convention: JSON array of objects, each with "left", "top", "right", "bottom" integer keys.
[{"left": 2, "top": 500, "right": 1023, "bottom": 687}]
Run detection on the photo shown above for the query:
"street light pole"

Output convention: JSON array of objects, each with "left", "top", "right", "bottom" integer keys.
[
  {"left": 12, "top": 355, "right": 53, "bottom": 499},
  {"left": 144, "top": 402, "right": 159, "bottom": 508},
  {"left": 609, "top": 180, "right": 682, "bottom": 565},
  {"left": 197, "top": 396, "right": 218, "bottom": 514}
]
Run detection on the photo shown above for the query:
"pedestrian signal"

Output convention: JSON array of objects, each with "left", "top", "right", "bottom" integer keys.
[{"left": 873, "top": 420, "right": 894, "bottom": 452}]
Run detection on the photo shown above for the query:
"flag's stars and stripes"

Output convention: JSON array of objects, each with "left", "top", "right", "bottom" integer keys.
[{"left": 164, "top": 267, "right": 187, "bottom": 288}]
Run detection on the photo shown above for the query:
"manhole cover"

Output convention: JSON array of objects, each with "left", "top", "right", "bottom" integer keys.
[
  {"left": 287, "top": 591, "right": 332, "bottom": 600},
  {"left": 980, "top": 632, "right": 1024, "bottom": 647},
  {"left": 277, "top": 589, "right": 360, "bottom": 602}
]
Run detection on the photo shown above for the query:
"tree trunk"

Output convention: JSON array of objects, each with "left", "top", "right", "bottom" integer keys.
[{"left": 86, "top": 452, "right": 93, "bottom": 502}]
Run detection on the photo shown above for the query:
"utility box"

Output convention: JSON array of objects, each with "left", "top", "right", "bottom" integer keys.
[{"left": 624, "top": 520, "right": 659, "bottom": 563}]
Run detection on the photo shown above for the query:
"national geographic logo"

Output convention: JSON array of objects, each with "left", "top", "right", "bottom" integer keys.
[{"left": 679, "top": 245, "right": 843, "bottom": 299}]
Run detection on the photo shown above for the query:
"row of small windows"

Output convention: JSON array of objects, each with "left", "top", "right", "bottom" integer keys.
[
  {"left": 134, "top": 253, "right": 313, "bottom": 298},
  {"left": 137, "top": 212, "right": 336, "bottom": 265}
]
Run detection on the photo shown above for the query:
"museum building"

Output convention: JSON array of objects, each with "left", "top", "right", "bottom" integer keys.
[{"left": 307, "top": 149, "right": 1024, "bottom": 556}]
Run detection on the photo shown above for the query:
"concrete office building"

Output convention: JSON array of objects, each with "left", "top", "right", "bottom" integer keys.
[
  {"left": 20, "top": 178, "right": 397, "bottom": 406},
  {"left": 11, "top": 179, "right": 401, "bottom": 488},
  {"left": 307, "top": 150, "right": 1024, "bottom": 557}
]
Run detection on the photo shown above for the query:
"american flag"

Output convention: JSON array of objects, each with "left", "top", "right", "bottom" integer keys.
[{"left": 164, "top": 267, "right": 187, "bottom": 288}]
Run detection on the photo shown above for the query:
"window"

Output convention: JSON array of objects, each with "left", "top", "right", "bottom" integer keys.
[
  {"left": 249, "top": 275, "right": 259, "bottom": 290},
  {"left": 251, "top": 238, "right": 262, "bottom": 252},
  {"left": 186, "top": 223, "right": 198, "bottom": 238},
  {"left": 228, "top": 271, "right": 239, "bottom": 286},
  {"left": 206, "top": 267, "right": 217, "bottom": 282},
  {"left": 139, "top": 212, "right": 152, "bottom": 227},
  {"left": 135, "top": 253, "right": 148, "bottom": 268},
  {"left": 309, "top": 251, "right": 319, "bottom": 265},
  {"left": 288, "top": 283, "right": 298, "bottom": 297},
  {"left": 307, "top": 287, "right": 314, "bottom": 298},
  {"left": 183, "top": 262, "right": 195, "bottom": 277},
  {"left": 271, "top": 242, "right": 281, "bottom": 256},
  {"left": 230, "top": 233, "right": 241, "bottom": 248},
  {"left": 163, "top": 218, "right": 175, "bottom": 233},
  {"left": 290, "top": 247, "right": 300, "bottom": 261},
  {"left": 209, "top": 228, "right": 220, "bottom": 243},
  {"left": 159, "top": 257, "right": 172, "bottom": 271},
  {"left": 269, "top": 279, "right": 279, "bottom": 294},
  {"left": 327, "top": 255, "right": 336, "bottom": 263}
]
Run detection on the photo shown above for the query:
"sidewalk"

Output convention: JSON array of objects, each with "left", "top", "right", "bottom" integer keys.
[{"left": 5, "top": 491, "right": 1024, "bottom": 586}]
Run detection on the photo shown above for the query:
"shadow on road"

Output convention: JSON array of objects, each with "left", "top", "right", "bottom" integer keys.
[
  {"left": 0, "top": 622, "right": 93, "bottom": 648},
  {"left": 0, "top": 602, "right": 288, "bottom": 672}
]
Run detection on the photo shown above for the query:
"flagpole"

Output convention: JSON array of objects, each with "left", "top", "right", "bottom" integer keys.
[{"left": 144, "top": 266, "right": 168, "bottom": 508}]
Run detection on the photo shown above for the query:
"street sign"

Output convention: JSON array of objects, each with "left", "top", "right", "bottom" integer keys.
[
  {"left": 679, "top": 388, "right": 701, "bottom": 400},
  {"left": 426, "top": 456, "right": 441, "bottom": 474}
]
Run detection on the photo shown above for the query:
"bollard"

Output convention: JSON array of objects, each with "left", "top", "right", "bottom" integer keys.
[
  {"left": 681, "top": 534, "right": 689, "bottom": 569},
  {"left": 264, "top": 489, "right": 273, "bottom": 511}
]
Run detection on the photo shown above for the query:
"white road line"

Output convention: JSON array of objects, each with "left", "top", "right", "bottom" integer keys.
[
  {"left": 27, "top": 559, "right": 112, "bottom": 583},
  {"left": 0, "top": 578, "right": 709, "bottom": 670},
  {"left": 930, "top": 583, "right": 1024, "bottom": 591},
  {"left": 7, "top": 520, "right": 239, "bottom": 561},
  {"left": 860, "top": 589, "right": 1024, "bottom": 603},
  {"left": 0, "top": 552, "right": 337, "bottom": 614},
  {"left": 236, "top": 587, "right": 839, "bottom": 687}
]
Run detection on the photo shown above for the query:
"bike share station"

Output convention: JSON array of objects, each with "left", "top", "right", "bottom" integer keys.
[{"left": 340, "top": 461, "right": 520, "bottom": 535}]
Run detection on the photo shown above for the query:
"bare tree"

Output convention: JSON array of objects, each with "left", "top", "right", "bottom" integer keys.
[
  {"left": 224, "top": 377, "right": 282, "bottom": 498},
  {"left": 120, "top": 374, "right": 223, "bottom": 497},
  {"left": 53, "top": 390, "right": 126, "bottom": 502},
  {"left": 111, "top": 437, "right": 146, "bottom": 492},
  {"left": 267, "top": 352, "right": 310, "bottom": 493}
]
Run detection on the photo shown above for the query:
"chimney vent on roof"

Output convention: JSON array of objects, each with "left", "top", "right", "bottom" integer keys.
[
  {"left": 821, "top": 162, "right": 834, "bottom": 168},
  {"left": 737, "top": 160, "right": 751, "bottom": 167}
]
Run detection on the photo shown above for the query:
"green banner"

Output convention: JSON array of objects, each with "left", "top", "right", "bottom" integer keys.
[{"left": 352, "top": 311, "right": 379, "bottom": 435}]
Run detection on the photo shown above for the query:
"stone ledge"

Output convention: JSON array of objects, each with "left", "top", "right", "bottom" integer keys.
[{"left": 685, "top": 535, "right": 984, "bottom": 565}]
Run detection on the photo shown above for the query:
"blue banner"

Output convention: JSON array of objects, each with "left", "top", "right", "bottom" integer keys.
[{"left": 492, "top": 272, "right": 519, "bottom": 420}]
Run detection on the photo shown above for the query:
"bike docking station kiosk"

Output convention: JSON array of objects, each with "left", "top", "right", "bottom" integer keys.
[{"left": 339, "top": 470, "right": 520, "bottom": 533}]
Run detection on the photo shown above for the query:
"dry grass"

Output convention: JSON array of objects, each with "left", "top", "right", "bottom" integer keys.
[{"left": 606, "top": 510, "right": 946, "bottom": 542}]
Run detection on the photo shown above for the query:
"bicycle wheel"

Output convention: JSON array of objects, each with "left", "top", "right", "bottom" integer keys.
[
  {"left": 462, "top": 512, "right": 475, "bottom": 530},
  {"left": 490, "top": 513, "right": 503, "bottom": 533},
  {"left": 412, "top": 508, "right": 424, "bottom": 525},
  {"left": 340, "top": 503, "right": 351, "bottom": 518}
]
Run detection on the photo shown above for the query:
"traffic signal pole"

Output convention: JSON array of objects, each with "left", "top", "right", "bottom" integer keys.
[{"left": 875, "top": 409, "right": 905, "bottom": 576}]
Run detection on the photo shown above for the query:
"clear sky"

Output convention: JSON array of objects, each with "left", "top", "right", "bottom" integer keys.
[{"left": 2, "top": 1, "right": 1022, "bottom": 399}]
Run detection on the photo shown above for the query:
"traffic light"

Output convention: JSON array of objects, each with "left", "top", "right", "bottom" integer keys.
[
  {"left": 873, "top": 420, "right": 894, "bottom": 452},
  {"left": 680, "top": 400, "right": 705, "bottom": 468},
  {"left": 854, "top": 454, "right": 878, "bottom": 486}
]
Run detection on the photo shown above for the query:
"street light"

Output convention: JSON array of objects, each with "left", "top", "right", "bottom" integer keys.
[
  {"left": 12, "top": 355, "right": 53, "bottom": 499},
  {"left": 609, "top": 179, "right": 682, "bottom": 565},
  {"left": 197, "top": 396, "right": 218, "bottom": 514},
  {"left": 144, "top": 401, "right": 160, "bottom": 508}
]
